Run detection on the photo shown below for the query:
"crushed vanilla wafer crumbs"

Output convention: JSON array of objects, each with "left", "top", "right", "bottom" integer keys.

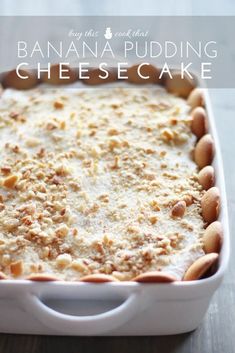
[{"left": 0, "top": 86, "right": 205, "bottom": 280}]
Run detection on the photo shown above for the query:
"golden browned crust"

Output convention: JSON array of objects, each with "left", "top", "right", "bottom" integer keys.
[
  {"left": 2, "top": 70, "right": 38, "bottom": 90},
  {"left": 187, "top": 88, "right": 205, "bottom": 110},
  {"left": 127, "top": 64, "right": 161, "bottom": 84},
  {"left": 41, "top": 64, "right": 77, "bottom": 85},
  {"left": 183, "top": 253, "right": 218, "bottom": 281},
  {"left": 27, "top": 274, "right": 60, "bottom": 281},
  {"left": 133, "top": 271, "right": 176, "bottom": 283},
  {"left": 198, "top": 166, "right": 215, "bottom": 190},
  {"left": 194, "top": 134, "right": 214, "bottom": 169},
  {"left": 165, "top": 73, "right": 196, "bottom": 98},
  {"left": 80, "top": 274, "right": 118, "bottom": 282},
  {"left": 201, "top": 187, "right": 220, "bottom": 223},
  {"left": 191, "top": 107, "right": 208, "bottom": 139},
  {"left": 203, "top": 221, "right": 223, "bottom": 254}
]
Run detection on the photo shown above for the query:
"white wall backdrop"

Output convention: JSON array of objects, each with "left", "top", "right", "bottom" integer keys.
[{"left": 0, "top": 0, "right": 235, "bottom": 16}]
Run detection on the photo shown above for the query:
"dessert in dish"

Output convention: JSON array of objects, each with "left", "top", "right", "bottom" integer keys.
[{"left": 0, "top": 67, "right": 221, "bottom": 282}]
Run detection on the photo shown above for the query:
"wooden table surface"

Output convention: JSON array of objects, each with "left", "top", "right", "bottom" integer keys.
[{"left": 0, "top": 1, "right": 235, "bottom": 352}]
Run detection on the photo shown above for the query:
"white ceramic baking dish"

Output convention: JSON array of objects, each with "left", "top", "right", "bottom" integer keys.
[{"left": 0, "top": 72, "right": 230, "bottom": 336}]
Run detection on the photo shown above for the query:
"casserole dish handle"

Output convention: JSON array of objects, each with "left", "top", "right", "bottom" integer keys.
[{"left": 21, "top": 291, "right": 144, "bottom": 335}]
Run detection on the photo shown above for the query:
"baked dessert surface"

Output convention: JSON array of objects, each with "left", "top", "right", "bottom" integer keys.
[{"left": 0, "top": 85, "right": 205, "bottom": 280}]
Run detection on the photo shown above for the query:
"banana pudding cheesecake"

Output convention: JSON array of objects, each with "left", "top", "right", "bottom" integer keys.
[{"left": 0, "top": 86, "right": 206, "bottom": 281}]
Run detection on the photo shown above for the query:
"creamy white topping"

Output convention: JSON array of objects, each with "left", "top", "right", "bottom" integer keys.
[{"left": 0, "top": 86, "right": 205, "bottom": 280}]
